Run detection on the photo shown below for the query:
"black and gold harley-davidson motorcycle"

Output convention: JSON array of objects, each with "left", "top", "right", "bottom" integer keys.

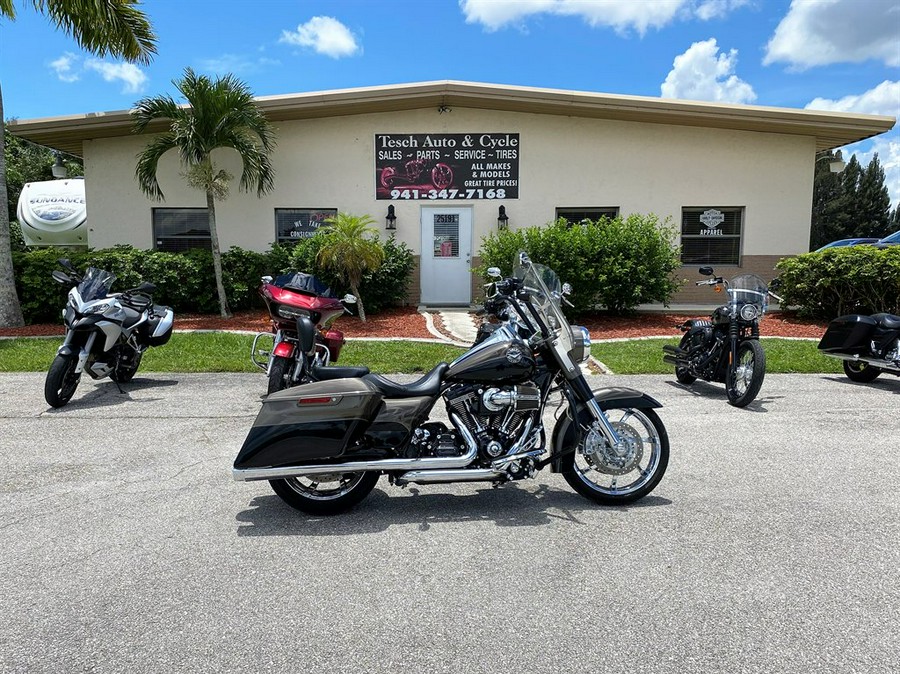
[{"left": 233, "top": 253, "right": 670, "bottom": 515}]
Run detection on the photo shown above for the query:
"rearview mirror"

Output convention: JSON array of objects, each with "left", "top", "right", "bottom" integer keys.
[
  {"left": 51, "top": 270, "right": 72, "bottom": 285},
  {"left": 487, "top": 267, "right": 502, "bottom": 278},
  {"left": 769, "top": 278, "right": 782, "bottom": 290},
  {"left": 342, "top": 294, "right": 358, "bottom": 304},
  {"left": 699, "top": 266, "right": 714, "bottom": 276}
]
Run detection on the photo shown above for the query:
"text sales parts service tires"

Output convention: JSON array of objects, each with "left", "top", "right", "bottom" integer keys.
[
  {"left": 727, "top": 340, "right": 766, "bottom": 408},
  {"left": 843, "top": 360, "right": 882, "bottom": 383},
  {"left": 269, "top": 472, "right": 380, "bottom": 515},
  {"left": 44, "top": 354, "right": 81, "bottom": 408},
  {"left": 562, "top": 408, "right": 669, "bottom": 506},
  {"left": 266, "top": 355, "right": 292, "bottom": 394}
]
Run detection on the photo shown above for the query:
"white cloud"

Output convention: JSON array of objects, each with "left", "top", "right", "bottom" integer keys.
[
  {"left": 198, "top": 53, "right": 281, "bottom": 75},
  {"left": 84, "top": 60, "right": 148, "bottom": 94},
  {"left": 49, "top": 52, "right": 80, "bottom": 83},
  {"left": 279, "top": 16, "right": 360, "bottom": 58},
  {"left": 764, "top": 0, "right": 900, "bottom": 69},
  {"left": 807, "top": 81, "right": 900, "bottom": 209},
  {"left": 459, "top": 0, "right": 750, "bottom": 35},
  {"left": 661, "top": 38, "right": 757, "bottom": 104}
]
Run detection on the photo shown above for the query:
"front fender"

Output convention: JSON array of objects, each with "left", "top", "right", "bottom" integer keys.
[{"left": 549, "top": 387, "right": 662, "bottom": 473}]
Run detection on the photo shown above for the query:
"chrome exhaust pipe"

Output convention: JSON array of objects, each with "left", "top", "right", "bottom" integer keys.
[
  {"left": 820, "top": 352, "right": 900, "bottom": 372},
  {"left": 395, "top": 468, "right": 501, "bottom": 485},
  {"left": 233, "top": 413, "right": 478, "bottom": 482}
]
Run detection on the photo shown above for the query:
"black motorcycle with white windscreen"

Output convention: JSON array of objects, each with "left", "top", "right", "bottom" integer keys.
[
  {"left": 663, "top": 267, "right": 781, "bottom": 407},
  {"left": 818, "top": 312, "right": 900, "bottom": 383},
  {"left": 233, "top": 253, "right": 669, "bottom": 515},
  {"left": 44, "top": 259, "right": 174, "bottom": 408}
]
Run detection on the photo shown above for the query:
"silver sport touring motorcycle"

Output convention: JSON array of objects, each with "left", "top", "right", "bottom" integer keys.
[{"left": 233, "top": 253, "right": 670, "bottom": 515}]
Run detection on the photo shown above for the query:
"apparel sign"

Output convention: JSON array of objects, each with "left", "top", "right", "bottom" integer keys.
[
  {"left": 375, "top": 133, "right": 519, "bottom": 200},
  {"left": 699, "top": 209, "right": 726, "bottom": 236}
]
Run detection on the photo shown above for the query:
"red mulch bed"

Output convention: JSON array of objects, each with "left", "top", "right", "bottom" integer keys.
[{"left": 0, "top": 307, "right": 828, "bottom": 340}]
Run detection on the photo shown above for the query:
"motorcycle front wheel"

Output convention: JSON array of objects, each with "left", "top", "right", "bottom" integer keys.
[
  {"left": 563, "top": 407, "right": 669, "bottom": 505},
  {"left": 727, "top": 340, "right": 766, "bottom": 407},
  {"left": 45, "top": 354, "right": 81, "bottom": 408},
  {"left": 843, "top": 360, "right": 881, "bottom": 383},
  {"left": 269, "top": 472, "right": 380, "bottom": 515},
  {"left": 266, "top": 356, "right": 292, "bottom": 394}
]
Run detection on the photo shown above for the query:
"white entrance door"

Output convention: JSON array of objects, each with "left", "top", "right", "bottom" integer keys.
[{"left": 420, "top": 206, "right": 472, "bottom": 306}]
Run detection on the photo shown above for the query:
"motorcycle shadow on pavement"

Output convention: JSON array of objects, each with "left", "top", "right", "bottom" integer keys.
[
  {"left": 664, "top": 379, "right": 783, "bottom": 412},
  {"left": 43, "top": 377, "right": 179, "bottom": 412},
  {"left": 234, "top": 483, "right": 672, "bottom": 537},
  {"left": 818, "top": 375, "right": 900, "bottom": 393}
]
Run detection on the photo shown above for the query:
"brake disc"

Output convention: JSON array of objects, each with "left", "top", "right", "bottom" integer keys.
[{"left": 583, "top": 421, "right": 643, "bottom": 475}]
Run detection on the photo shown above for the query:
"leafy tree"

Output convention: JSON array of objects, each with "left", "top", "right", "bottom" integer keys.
[
  {"left": 0, "top": 0, "right": 156, "bottom": 328},
  {"left": 133, "top": 68, "right": 276, "bottom": 318},
  {"left": 856, "top": 153, "right": 892, "bottom": 239},
  {"left": 810, "top": 151, "right": 846, "bottom": 250},
  {"left": 316, "top": 213, "right": 384, "bottom": 322}
]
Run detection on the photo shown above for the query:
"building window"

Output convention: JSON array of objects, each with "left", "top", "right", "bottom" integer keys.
[
  {"left": 556, "top": 207, "right": 619, "bottom": 225},
  {"left": 681, "top": 207, "right": 743, "bottom": 266},
  {"left": 275, "top": 208, "right": 337, "bottom": 244},
  {"left": 153, "top": 208, "right": 210, "bottom": 252}
]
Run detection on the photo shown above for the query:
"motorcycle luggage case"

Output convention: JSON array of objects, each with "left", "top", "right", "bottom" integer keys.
[
  {"left": 818, "top": 314, "right": 876, "bottom": 353},
  {"left": 146, "top": 306, "right": 174, "bottom": 346},
  {"left": 234, "top": 378, "right": 383, "bottom": 469}
]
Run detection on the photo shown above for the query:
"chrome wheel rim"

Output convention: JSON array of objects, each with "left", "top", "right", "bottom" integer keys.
[
  {"left": 573, "top": 409, "right": 661, "bottom": 496},
  {"left": 733, "top": 348, "right": 755, "bottom": 396},
  {"left": 283, "top": 472, "right": 366, "bottom": 501}
]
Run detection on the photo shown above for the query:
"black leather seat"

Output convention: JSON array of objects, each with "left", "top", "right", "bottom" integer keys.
[
  {"left": 872, "top": 313, "right": 900, "bottom": 330},
  {"left": 310, "top": 364, "right": 370, "bottom": 380},
  {"left": 363, "top": 362, "right": 449, "bottom": 398}
]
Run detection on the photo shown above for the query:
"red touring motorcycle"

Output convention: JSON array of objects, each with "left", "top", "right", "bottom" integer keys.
[{"left": 251, "top": 272, "right": 369, "bottom": 394}]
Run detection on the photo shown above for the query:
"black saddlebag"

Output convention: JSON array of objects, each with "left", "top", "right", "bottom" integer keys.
[
  {"left": 234, "top": 378, "right": 384, "bottom": 470},
  {"left": 818, "top": 314, "right": 876, "bottom": 353}
]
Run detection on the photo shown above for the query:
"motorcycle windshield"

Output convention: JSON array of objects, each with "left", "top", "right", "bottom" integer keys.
[
  {"left": 77, "top": 267, "right": 117, "bottom": 302},
  {"left": 728, "top": 274, "right": 768, "bottom": 314},
  {"left": 273, "top": 272, "right": 335, "bottom": 297},
  {"left": 514, "top": 253, "right": 575, "bottom": 353}
]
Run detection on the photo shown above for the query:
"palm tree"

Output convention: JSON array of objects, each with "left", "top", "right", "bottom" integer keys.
[
  {"left": 133, "top": 68, "right": 275, "bottom": 318},
  {"left": 317, "top": 213, "right": 384, "bottom": 322},
  {"left": 0, "top": 0, "right": 156, "bottom": 328}
]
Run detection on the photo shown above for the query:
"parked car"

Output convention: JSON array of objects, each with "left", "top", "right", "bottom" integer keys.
[
  {"left": 873, "top": 230, "right": 900, "bottom": 248},
  {"left": 815, "top": 237, "right": 879, "bottom": 252}
]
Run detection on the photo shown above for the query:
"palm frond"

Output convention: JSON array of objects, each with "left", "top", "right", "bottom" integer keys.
[
  {"left": 134, "top": 132, "right": 178, "bottom": 200},
  {"left": 39, "top": 0, "right": 157, "bottom": 64}
]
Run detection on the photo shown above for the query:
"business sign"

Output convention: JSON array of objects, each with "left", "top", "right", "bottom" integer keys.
[
  {"left": 275, "top": 208, "right": 336, "bottom": 244},
  {"left": 699, "top": 209, "right": 726, "bottom": 236},
  {"left": 375, "top": 133, "right": 519, "bottom": 200}
]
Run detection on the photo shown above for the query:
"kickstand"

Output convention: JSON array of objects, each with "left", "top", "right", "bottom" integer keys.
[{"left": 113, "top": 380, "right": 125, "bottom": 395}]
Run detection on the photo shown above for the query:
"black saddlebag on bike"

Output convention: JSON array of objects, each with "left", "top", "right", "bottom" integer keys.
[
  {"left": 234, "top": 378, "right": 383, "bottom": 469},
  {"left": 818, "top": 314, "right": 876, "bottom": 353},
  {"left": 140, "top": 306, "right": 174, "bottom": 347}
]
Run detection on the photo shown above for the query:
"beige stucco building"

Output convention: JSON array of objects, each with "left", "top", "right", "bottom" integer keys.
[{"left": 10, "top": 80, "right": 895, "bottom": 306}]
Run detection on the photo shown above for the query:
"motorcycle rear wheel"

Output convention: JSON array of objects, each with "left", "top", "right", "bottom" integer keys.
[
  {"left": 45, "top": 354, "right": 81, "bottom": 408},
  {"left": 111, "top": 350, "right": 143, "bottom": 383},
  {"left": 563, "top": 408, "right": 669, "bottom": 505},
  {"left": 727, "top": 340, "right": 765, "bottom": 408},
  {"left": 269, "top": 472, "right": 379, "bottom": 515},
  {"left": 843, "top": 360, "right": 881, "bottom": 382}
]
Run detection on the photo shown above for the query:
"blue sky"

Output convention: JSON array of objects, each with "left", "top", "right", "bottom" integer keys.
[{"left": 2, "top": 0, "right": 898, "bottom": 205}]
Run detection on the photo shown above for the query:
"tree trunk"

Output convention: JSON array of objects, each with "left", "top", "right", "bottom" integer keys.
[
  {"left": 0, "top": 84, "right": 26, "bottom": 328},
  {"left": 206, "top": 188, "right": 231, "bottom": 319},
  {"left": 350, "top": 282, "right": 366, "bottom": 322}
]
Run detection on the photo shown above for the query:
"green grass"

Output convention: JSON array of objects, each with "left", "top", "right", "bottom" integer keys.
[
  {"left": 0, "top": 333, "right": 465, "bottom": 374},
  {"left": 592, "top": 337, "right": 844, "bottom": 375},
  {"left": 0, "top": 333, "right": 841, "bottom": 375}
]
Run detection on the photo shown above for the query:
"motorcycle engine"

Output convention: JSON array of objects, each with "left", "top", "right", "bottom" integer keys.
[{"left": 443, "top": 383, "right": 541, "bottom": 461}]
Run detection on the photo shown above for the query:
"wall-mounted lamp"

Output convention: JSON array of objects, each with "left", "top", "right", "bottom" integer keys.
[
  {"left": 497, "top": 205, "right": 509, "bottom": 230},
  {"left": 385, "top": 204, "right": 397, "bottom": 230},
  {"left": 51, "top": 151, "right": 67, "bottom": 179},
  {"left": 438, "top": 105, "right": 451, "bottom": 114},
  {"left": 817, "top": 150, "right": 846, "bottom": 173}
]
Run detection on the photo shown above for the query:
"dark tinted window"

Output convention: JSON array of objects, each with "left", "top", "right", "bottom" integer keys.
[
  {"left": 556, "top": 207, "right": 619, "bottom": 225},
  {"left": 153, "top": 208, "right": 210, "bottom": 252},
  {"left": 681, "top": 207, "right": 743, "bottom": 265},
  {"left": 275, "top": 208, "right": 337, "bottom": 244}
]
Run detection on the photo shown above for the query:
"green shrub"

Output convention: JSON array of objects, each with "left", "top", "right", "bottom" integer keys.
[
  {"left": 775, "top": 245, "right": 900, "bottom": 318},
  {"left": 477, "top": 215, "right": 681, "bottom": 315}
]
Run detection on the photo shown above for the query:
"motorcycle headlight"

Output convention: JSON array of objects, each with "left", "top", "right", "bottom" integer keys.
[
  {"left": 276, "top": 305, "right": 310, "bottom": 320},
  {"left": 85, "top": 302, "right": 111, "bottom": 315},
  {"left": 739, "top": 304, "right": 760, "bottom": 321},
  {"left": 568, "top": 325, "right": 591, "bottom": 364}
]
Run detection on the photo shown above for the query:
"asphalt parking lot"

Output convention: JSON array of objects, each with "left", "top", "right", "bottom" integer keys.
[{"left": 1, "top": 371, "right": 898, "bottom": 673}]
